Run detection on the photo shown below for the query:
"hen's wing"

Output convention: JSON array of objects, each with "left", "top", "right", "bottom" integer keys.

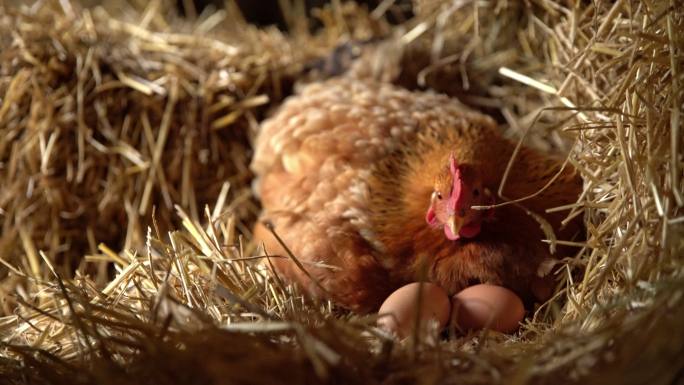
[
  {"left": 250, "top": 79, "right": 433, "bottom": 311},
  {"left": 476, "top": 141, "right": 584, "bottom": 302},
  {"left": 491, "top": 140, "right": 584, "bottom": 241}
]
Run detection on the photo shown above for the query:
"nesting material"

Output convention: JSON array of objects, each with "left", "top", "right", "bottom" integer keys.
[
  {"left": 0, "top": 0, "right": 384, "bottom": 311},
  {"left": 1, "top": 1, "right": 683, "bottom": 384}
]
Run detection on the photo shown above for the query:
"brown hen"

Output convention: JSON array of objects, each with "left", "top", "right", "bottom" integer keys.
[{"left": 251, "top": 77, "right": 582, "bottom": 313}]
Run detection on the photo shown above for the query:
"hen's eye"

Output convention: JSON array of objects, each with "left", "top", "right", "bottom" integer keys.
[
  {"left": 436, "top": 192, "right": 443, "bottom": 200},
  {"left": 473, "top": 189, "right": 480, "bottom": 197}
]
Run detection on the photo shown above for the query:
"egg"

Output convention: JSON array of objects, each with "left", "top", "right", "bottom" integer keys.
[
  {"left": 377, "top": 282, "right": 451, "bottom": 338},
  {"left": 451, "top": 284, "right": 525, "bottom": 334}
]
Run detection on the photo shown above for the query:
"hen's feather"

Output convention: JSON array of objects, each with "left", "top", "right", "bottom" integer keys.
[{"left": 251, "top": 78, "right": 582, "bottom": 312}]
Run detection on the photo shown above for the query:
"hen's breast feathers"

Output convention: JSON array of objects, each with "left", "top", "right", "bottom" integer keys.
[{"left": 251, "top": 77, "right": 582, "bottom": 311}]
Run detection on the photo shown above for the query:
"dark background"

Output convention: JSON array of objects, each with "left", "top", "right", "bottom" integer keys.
[{"left": 178, "top": 0, "right": 411, "bottom": 29}]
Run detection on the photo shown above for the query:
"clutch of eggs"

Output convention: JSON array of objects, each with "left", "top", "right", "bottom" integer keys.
[{"left": 377, "top": 282, "right": 525, "bottom": 338}]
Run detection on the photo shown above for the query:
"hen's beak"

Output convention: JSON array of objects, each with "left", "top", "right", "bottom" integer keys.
[{"left": 447, "top": 215, "right": 465, "bottom": 237}]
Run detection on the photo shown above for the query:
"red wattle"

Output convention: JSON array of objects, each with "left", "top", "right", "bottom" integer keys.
[
  {"left": 459, "top": 222, "right": 481, "bottom": 238},
  {"left": 425, "top": 207, "right": 437, "bottom": 226}
]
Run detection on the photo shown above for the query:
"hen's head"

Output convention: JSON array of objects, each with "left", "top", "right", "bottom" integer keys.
[{"left": 425, "top": 155, "right": 492, "bottom": 240}]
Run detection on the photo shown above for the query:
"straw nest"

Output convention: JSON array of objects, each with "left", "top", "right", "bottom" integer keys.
[{"left": 1, "top": 0, "right": 682, "bottom": 384}]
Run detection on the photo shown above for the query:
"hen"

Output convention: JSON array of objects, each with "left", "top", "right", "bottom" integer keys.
[{"left": 251, "top": 77, "right": 582, "bottom": 313}]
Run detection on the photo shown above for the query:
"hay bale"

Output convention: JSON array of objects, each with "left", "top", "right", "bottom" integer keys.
[
  {"left": 1, "top": 0, "right": 683, "bottom": 384},
  {"left": 0, "top": 0, "right": 385, "bottom": 311}
]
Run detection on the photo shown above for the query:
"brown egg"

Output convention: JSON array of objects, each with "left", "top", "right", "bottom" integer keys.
[
  {"left": 377, "top": 282, "right": 451, "bottom": 338},
  {"left": 451, "top": 284, "right": 525, "bottom": 334}
]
